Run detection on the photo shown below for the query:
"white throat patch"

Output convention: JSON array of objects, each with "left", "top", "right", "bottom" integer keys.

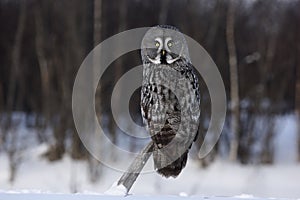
[{"left": 147, "top": 55, "right": 161, "bottom": 64}]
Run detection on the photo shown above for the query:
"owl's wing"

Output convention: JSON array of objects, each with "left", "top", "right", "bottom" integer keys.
[
  {"left": 140, "top": 84, "right": 169, "bottom": 138},
  {"left": 140, "top": 85, "right": 150, "bottom": 126},
  {"left": 186, "top": 62, "right": 201, "bottom": 143}
]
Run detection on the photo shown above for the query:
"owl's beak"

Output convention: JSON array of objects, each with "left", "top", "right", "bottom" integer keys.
[{"left": 160, "top": 50, "right": 167, "bottom": 64}]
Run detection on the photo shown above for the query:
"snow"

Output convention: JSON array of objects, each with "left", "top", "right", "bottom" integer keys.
[
  {"left": 0, "top": 114, "right": 299, "bottom": 199},
  {"left": 0, "top": 192, "right": 286, "bottom": 200},
  {"left": 104, "top": 182, "right": 127, "bottom": 196},
  {"left": 274, "top": 116, "right": 298, "bottom": 164},
  {"left": 234, "top": 194, "right": 253, "bottom": 199},
  {"left": 1, "top": 150, "right": 300, "bottom": 198}
]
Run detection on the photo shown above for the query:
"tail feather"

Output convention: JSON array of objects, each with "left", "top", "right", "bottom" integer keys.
[{"left": 153, "top": 147, "right": 188, "bottom": 178}]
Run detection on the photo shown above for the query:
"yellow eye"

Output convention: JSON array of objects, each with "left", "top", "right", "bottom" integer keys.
[
  {"left": 168, "top": 41, "right": 173, "bottom": 47},
  {"left": 155, "top": 42, "right": 160, "bottom": 47}
]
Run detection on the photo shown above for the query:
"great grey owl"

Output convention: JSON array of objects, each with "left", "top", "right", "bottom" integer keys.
[{"left": 140, "top": 25, "right": 200, "bottom": 178}]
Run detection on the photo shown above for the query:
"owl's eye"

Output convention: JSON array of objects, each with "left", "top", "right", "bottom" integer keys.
[
  {"left": 155, "top": 41, "right": 160, "bottom": 47},
  {"left": 167, "top": 41, "right": 173, "bottom": 47}
]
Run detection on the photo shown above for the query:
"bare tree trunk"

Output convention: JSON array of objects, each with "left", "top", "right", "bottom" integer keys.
[
  {"left": 94, "top": 0, "right": 102, "bottom": 46},
  {"left": 259, "top": 26, "right": 278, "bottom": 164},
  {"left": 226, "top": 0, "right": 240, "bottom": 161},
  {"left": 35, "top": 9, "right": 49, "bottom": 113},
  {"left": 34, "top": 3, "right": 50, "bottom": 143},
  {"left": 158, "top": 0, "right": 170, "bottom": 25},
  {"left": 87, "top": 0, "right": 103, "bottom": 183},
  {"left": 296, "top": 35, "right": 300, "bottom": 162},
  {"left": 7, "top": 2, "right": 26, "bottom": 111},
  {"left": 206, "top": 0, "right": 221, "bottom": 48},
  {"left": 7, "top": 0, "right": 27, "bottom": 183},
  {"left": 0, "top": 93, "right": 3, "bottom": 147},
  {"left": 196, "top": 0, "right": 221, "bottom": 168},
  {"left": 64, "top": 1, "right": 87, "bottom": 161},
  {"left": 117, "top": 141, "right": 154, "bottom": 194},
  {"left": 260, "top": 119, "right": 275, "bottom": 164},
  {"left": 254, "top": 3, "right": 281, "bottom": 164},
  {"left": 297, "top": 87, "right": 300, "bottom": 162}
]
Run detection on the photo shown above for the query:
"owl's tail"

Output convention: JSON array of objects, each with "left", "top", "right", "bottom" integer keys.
[{"left": 153, "top": 147, "right": 188, "bottom": 178}]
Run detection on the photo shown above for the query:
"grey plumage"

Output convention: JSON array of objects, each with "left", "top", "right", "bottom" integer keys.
[{"left": 140, "top": 25, "right": 201, "bottom": 178}]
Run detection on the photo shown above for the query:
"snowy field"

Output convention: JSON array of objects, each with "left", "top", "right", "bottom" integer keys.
[
  {"left": 0, "top": 193, "right": 290, "bottom": 200},
  {"left": 1, "top": 144, "right": 300, "bottom": 199},
  {"left": 0, "top": 115, "right": 299, "bottom": 199}
]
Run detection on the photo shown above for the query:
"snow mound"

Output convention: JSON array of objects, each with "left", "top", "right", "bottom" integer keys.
[{"left": 104, "top": 182, "right": 127, "bottom": 196}]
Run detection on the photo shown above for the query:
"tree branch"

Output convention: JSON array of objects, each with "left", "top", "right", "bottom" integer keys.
[
  {"left": 117, "top": 141, "right": 154, "bottom": 194},
  {"left": 226, "top": 0, "right": 240, "bottom": 161}
]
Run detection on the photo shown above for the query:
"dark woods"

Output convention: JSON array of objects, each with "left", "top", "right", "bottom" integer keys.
[{"left": 0, "top": 0, "right": 299, "bottom": 182}]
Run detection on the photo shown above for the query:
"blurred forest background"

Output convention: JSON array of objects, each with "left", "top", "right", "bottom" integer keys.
[{"left": 0, "top": 0, "right": 300, "bottom": 185}]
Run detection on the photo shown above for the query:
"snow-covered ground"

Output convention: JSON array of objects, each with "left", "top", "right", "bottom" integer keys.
[
  {"left": 0, "top": 144, "right": 300, "bottom": 199},
  {"left": 0, "top": 193, "right": 289, "bottom": 200},
  {"left": 0, "top": 114, "right": 299, "bottom": 199}
]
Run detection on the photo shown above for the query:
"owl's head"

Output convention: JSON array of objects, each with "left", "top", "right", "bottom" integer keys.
[{"left": 141, "top": 25, "right": 190, "bottom": 65}]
